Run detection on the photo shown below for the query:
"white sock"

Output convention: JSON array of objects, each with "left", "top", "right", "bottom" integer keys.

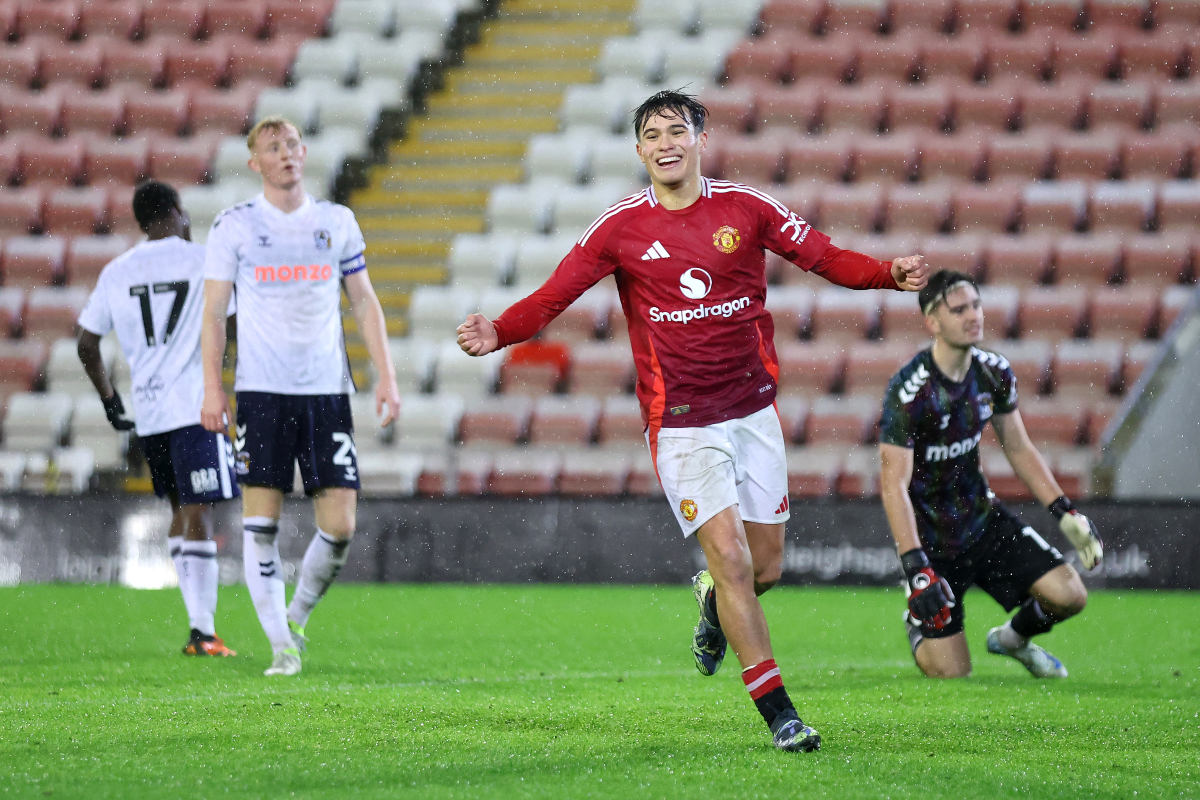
[
  {"left": 180, "top": 539, "right": 218, "bottom": 636},
  {"left": 996, "top": 620, "right": 1029, "bottom": 651},
  {"left": 288, "top": 530, "right": 350, "bottom": 629},
  {"left": 242, "top": 517, "right": 293, "bottom": 654},
  {"left": 168, "top": 535, "right": 198, "bottom": 632}
]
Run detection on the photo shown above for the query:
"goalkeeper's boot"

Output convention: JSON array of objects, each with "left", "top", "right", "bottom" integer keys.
[
  {"left": 770, "top": 710, "right": 821, "bottom": 753},
  {"left": 288, "top": 619, "right": 308, "bottom": 654},
  {"left": 691, "top": 570, "right": 726, "bottom": 676},
  {"left": 264, "top": 648, "right": 302, "bottom": 677},
  {"left": 182, "top": 630, "right": 237, "bottom": 657},
  {"left": 986, "top": 627, "right": 1068, "bottom": 678}
]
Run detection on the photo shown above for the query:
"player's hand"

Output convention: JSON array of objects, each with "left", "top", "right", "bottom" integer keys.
[
  {"left": 901, "top": 549, "right": 956, "bottom": 630},
  {"left": 1049, "top": 496, "right": 1103, "bottom": 570},
  {"left": 376, "top": 378, "right": 401, "bottom": 428},
  {"left": 201, "top": 385, "right": 231, "bottom": 434},
  {"left": 891, "top": 255, "right": 930, "bottom": 292},
  {"left": 456, "top": 313, "right": 498, "bottom": 356},
  {"left": 101, "top": 391, "right": 135, "bottom": 431}
]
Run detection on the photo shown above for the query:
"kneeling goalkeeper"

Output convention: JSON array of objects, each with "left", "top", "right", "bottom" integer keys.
[{"left": 878, "top": 270, "right": 1103, "bottom": 679}]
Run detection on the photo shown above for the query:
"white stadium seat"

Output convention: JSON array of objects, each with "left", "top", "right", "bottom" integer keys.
[
  {"left": 478, "top": 287, "right": 528, "bottom": 321},
  {"left": 357, "top": 452, "right": 423, "bottom": 496},
  {"left": 395, "top": 392, "right": 465, "bottom": 449},
  {"left": 600, "top": 35, "right": 669, "bottom": 83},
  {"left": 551, "top": 181, "right": 638, "bottom": 233},
  {"left": 449, "top": 234, "right": 518, "bottom": 287},
  {"left": 487, "top": 184, "right": 556, "bottom": 234},
  {"left": 292, "top": 38, "right": 360, "bottom": 84},
  {"left": 697, "top": 0, "right": 764, "bottom": 32},
  {"left": 525, "top": 130, "right": 603, "bottom": 183},
  {"left": 513, "top": 234, "right": 578, "bottom": 287},
  {"left": 379, "top": 336, "right": 438, "bottom": 393},
  {"left": 590, "top": 136, "right": 648, "bottom": 183},
  {"left": 561, "top": 83, "right": 633, "bottom": 133},
  {"left": 3, "top": 392, "right": 73, "bottom": 453},
  {"left": 407, "top": 287, "right": 477, "bottom": 339},
  {"left": 70, "top": 395, "right": 128, "bottom": 471},
  {"left": 433, "top": 339, "right": 502, "bottom": 398},
  {"left": 357, "top": 39, "right": 425, "bottom": 84},
  {"left": 316, "top": 86, "right": 392, "bottom": 134},
  {"left": 350, "top": 393, "right": 393, "bottom": 452},
  {"left": 636, "top": 0, "right": 699, "bottom": 33},
  {"left": 331, "top": 0, "right": 398, "bottom": 35},
  {"left": 254, "top": 87, "right": 321, "bottom": 133},
  {"left": 662, "top": 30, "right": 741, "bottom": 85},
  {"left": 212, "top": 138, "right": 258, "bottom": 184},
  {"left": 396, "top": 0, "right": 458, "bottom": 34},
  {"left": 46, "top": 336, "right": 116, "bottom": 397},
  {"left": 0, "top": 452, "right": 24, "bottom": 491}
]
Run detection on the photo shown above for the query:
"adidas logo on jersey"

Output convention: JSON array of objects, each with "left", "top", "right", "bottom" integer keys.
[
  {"left": 640, "top": 241, "right": 670, "bottom": 260},
  {"left": 898, "top": 363, "right": 931, "bottom": 404}
]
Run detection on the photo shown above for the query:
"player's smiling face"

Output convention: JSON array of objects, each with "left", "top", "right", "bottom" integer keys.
[
  {"left": 927, "top": 284, "right": 984, "bottom": 347},
  {"left": 249, "top": 124, "right": 306, "bottom": 190},
  {"left": 636, "top": 111, "right": 707, "bottom": 189}
]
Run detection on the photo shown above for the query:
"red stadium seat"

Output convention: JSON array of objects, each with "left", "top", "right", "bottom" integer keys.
[
  {"left": 1084, "top": 396, "right": 1120, "bottom": 443},
  {"left": 148, "top": 134, "right": 219, "bottom": 185},
  {"left": 102, "top": 40, "right": 167, "bottom": 88},
  {"left": 459, "top": 396, "right": 532, "bottom": 445},
  {"left": 59, "top": 87, "right": 126, "bottom": 135},
  {"left": 43, "top": 187, "right": 108, "bottom": 235},
  {"left": 207, "top": 0, "right": 269, "bottom": 37},
  {"left": 0, "top": 136, "right": 20, "bottom": 185},
  {"left": 528, "top": 396, "right": 601, "bottom": 446},
  {"left": 920, "top": 32, "right": 987, "bottom": 81},
  {"left": 880, "top": 288, "right": 932, "bottom": 343},
  {"left": 1017, "top": 78, "right": 1087, "bottom": 132},
  {"left": 843, "top": 341, "right": 917, "bottom": 394},
  {"left": 1121, "top": 233, "right": 1191, "bottom": 284},
  {"left": 700, "top": 87, "right": 756, "bottom": 134},
  {"left": 142, "top": 1, "right": 207, "bottom": 39},
  {"left": 886, "top": 82, "right": 952, "bottom": 133},
  {"left": 1, "top": 87, "right": 63, "bottom": 135},
  {"left": 1156, "top": 182, "right": 1200, "bottom": 232},
  {"left": 790, "top": 38, "right": 858, "bottom": 82},
  {"left": 758, "top": 83, "right": 828, "bottom": 134},
  {"left": 892, "top": 0, "right": 954, "bottom": 31},
  {"left": 721, "top": 134, "right": 786, "bottom": 183},
  {"left": 453, "top": 448, "right": 492, "bottom": 496},
  {"left": 568, "top": 343, "right": 634, "bottom": 397},
  {"left": 79, "top": 1, "right": 143, "bottom": 39},
  {"left": 85, "top": 137, "right": 150, "bottom": 186},
  {"left": 39, "top": 41, "right": 105, "bottom": 87},
  {"left": 0, "top": 3, "right": 16, "bottom": 41},
  {"left": 125, "top": 89, "right": 191, "bottom": 135},
  {"left": 0, "top": 42, "right": 41, "bottom": 88},
  {"left": 850, "top": 133, "right": 919, "bottom": 182},
  {"left": 775, "top": 395, "right": 809, "bottom": 442},
  {"left": 1088, "top": 286, "right": 1159, "bottom": 341},
  {"left": 884, "top": 182, "right": 953, "bottom": 234},
  {"left": 1120, "top": 132, "right": 1189, "bottom": 179},
  {"left": 1088, "top": 0, "right": 1151, "bottom": 27},
  {"left": 986, "top": 132, "right": 1053, "bottom": 180},
  {"left": 919, "top": 234, "right": 986, "bottom": 279},
  {"left": 1085, "top": 81, "right": 1153, "bottom": 130},
  {"left": 1088, "top": 181, "right": 1155, "bottom": 232},
  {"left": 65, "top": 235, "right": 132, "bottom": 287},
  {"left": 811, "top": 287, "right": 881, "bottom": 341},
  {"left": 1154, "top": 0, "right": 1200, "bottom": 25},
  {"left": 785, "top": 445, "right": 842, "bottom": 497},
  {"left": 596, "top": 396, "right": 644, "bottom": 444},
  {"left": 954, "top": 81, "right": 1021, "bottom": 132},
  {"left": 228, "top": 36, "right": 300, "bottom": 85},
  {"left": 822, "top": 81, "right": 887, "bottom": 132},
  {"left": 165, "top": 40, "right": 231, "bottom": 88},
  {"left": 626, "top": 447, "right": 664, "bottom": 497},
  {"left": 816, "top": 184, "right": 883, "bottom": 235},
  {"left": 1018, "top": 395, "right": 1086, "bottom": 446},
  {"left": 918, "top": 132, "right": 986, "bottom": 180},
  {"left": 1020, "top": 180, "right": 1088, "bottom": 233},
  {"left": 805, "top": 395, "right": 879, "bottom": 444},
  {"left": 0, "top": 185, "right": 45, "bottom": 236},
  {"left": 18, "top": 1, "right": 80, "bottom": 40},
  {"left": 105, "top": 184, "right": 140, "bottom": 236},
  {"left": 0, "top": 288, "right": 24, "bottom": 338},
  {"left": 979, "top": 284, "right": 1021, "bottom": 336},
  {"left": 1022, "top": 0, "right": 1084, "bottom": 29},
  {"left": 760, "top": 0, "right": 827, "bottom": 34},
  {"left": 776, "top": 340, "right": 846, "bottom": 395},
  {"left": 267, "top": 0, "right": 334, "bottom": 36},
  {"left": 951, "top": 181, "right": 1020, "bottom": 233},
  {"left": 500, "top": 340, "right": 569, "bottom": 396},
  {"left": 989, "top": 338, "right": 1052, "bottom": 394},
  {"left": 984, "top": 235, "right": 1053, "bottom": 284},
  {"left": 1051, "top": 449, "right": 1092, "bottom": 497},
  {"left": 765, "top": 285, "right": 814, "bottom": 339},
  {"left": 837, "top": 445, "right": 881, "bottom": 497},
  {"left": 824, "top": 0, "right": 886, "bottom": 32},
  {"left": 855, "top": 33, "right": 923, "bottom": 82},
  {"left": 982, "top": 32, "right": 1053, "bottom": 81},
  {"left": 488, "top": 450, "right": 561, "bottom": 496},
  {"left": 850, "top": 233, "right": 919, "bottom": 263},
  {"left": 725, "top": 38, "right": 792, "bottom": 83},
  {"left": 766, "top": 184, "right": 821, "bottom": 226},
  {"left": 1053, "top": 235, "right": 1123, "bottom": 284},
  {"left": 1, "top": 236, "right": 65, "bottom": 286},
  {"left": 1050, "top": 28, "right": 1119, "bottom": 79},
  {"left": 1119, "top": 27, "right": 1188, "bottom": 78},
  {"left": 21, "top": 138, "right": 85, "bottom": 187},
  {"left": 956, "top": 0, "right": 1019, "bottom": 31},
  {"left": 783, "top": 135, "right": 851, "bottom": 181},
  {"left": 189, "top": 85, "right": 260, "bottom": 135},
  {"left": 1020, "top": 286, "right": 1088, "bottom": 339},
  {"left": 558, "top": 449, "right": 631, "bottom": 496},
  {"left": 0, "top": 340, "right": 49, "bottom": 395},
  {"left": 1053, "top": 339, "right": 1123, "bottom": 397}
]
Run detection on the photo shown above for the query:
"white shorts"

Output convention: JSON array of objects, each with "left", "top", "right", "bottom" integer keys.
[{"left": 648, "top": 405, "right": 791, "bottom": 538}]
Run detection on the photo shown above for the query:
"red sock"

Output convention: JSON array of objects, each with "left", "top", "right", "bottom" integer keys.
[{"left": 742, "top": 659, "right": 794, "bottom": 727}]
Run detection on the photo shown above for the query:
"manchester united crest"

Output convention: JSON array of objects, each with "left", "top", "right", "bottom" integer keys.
[
  {"left": 680, "top": 499, "right": 698, "bottom": 522},
  {"left": 713, "top": 225, "right": 741, "bottom": 254}
]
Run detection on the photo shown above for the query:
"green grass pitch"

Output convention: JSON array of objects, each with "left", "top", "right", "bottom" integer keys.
[{"left": 1, "top": 584, "right": 1197, "bottom": 799}]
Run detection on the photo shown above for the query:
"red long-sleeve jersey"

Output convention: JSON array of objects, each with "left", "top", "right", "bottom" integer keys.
[{"left": 493, "top": 178, "right": 901, "bottom": 433}]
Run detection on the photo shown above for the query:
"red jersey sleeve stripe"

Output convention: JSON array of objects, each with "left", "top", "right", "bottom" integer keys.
[{"left": 578, "top": 191, "right": 652, "bottom": 247}]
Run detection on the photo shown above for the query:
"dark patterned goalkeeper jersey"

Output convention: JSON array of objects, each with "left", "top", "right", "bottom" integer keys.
[{"left": 879, "top": 347, "right": 1019, "bottom": 560}]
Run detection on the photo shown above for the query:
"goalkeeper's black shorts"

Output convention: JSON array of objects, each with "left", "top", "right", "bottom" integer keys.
[{"left": 916, "top": 504, "right": 1066, "bottom": 640}]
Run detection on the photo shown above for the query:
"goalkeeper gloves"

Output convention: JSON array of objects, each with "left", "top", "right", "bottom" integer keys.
[
  {"left": 101, "top": 391, "right": 135, "bottom": 431},
  {"left": 1049, "top": 496, "right": 1103, "bottom": 570},
  {"left": 901, "top": 548, "right": 955, "bottom": 631}
]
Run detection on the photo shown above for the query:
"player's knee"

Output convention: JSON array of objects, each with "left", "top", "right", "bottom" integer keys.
[
  {"left": 753, "top": 563, "right": 782, "bottom": 594},
  {"left": 922, "top": 662, "right": 971, "bottom": 679},
  {"left": 1054, "top": 584, "right": 1088, "bottom": 618}
]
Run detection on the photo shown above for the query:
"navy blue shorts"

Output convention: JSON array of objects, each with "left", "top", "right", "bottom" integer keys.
[
  {"left": 141, "top": 424, "right": 240, "bottom": 505},
  {"left": 234, "top": 392, "right": 360, "bottom": 495}
]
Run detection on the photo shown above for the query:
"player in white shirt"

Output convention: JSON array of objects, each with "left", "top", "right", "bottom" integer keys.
[
  {"left": 200, "top": 116, "right": 401, "bottom": 677},
  {"left": 78, "top": 181, "right": 239, "bottom": 658}
]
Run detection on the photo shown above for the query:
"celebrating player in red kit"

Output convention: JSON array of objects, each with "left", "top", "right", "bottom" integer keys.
[{"left": 457, "top": 90, "right": 930, "bottom": 752}]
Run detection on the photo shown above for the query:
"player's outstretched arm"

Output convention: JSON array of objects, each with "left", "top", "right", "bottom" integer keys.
[
  {"left": 993, "top": 412, "right": 1103, "bottom": 569},
  {"left": 891, "top": 255, "right": 931, "bottom": 291},
  {"left": 200, "top": 279, "right": 233, "bottom": 433},
  {"left": 457, "top": 313, "right": 498, "bottom": 356},
  {"left": 344, "top": 270, "right": 401, "bottom": 427}
]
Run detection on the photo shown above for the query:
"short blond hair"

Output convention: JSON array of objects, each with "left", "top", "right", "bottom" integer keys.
[{"left": 247, "top": 116, "right": 302, "bottom": 151}]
